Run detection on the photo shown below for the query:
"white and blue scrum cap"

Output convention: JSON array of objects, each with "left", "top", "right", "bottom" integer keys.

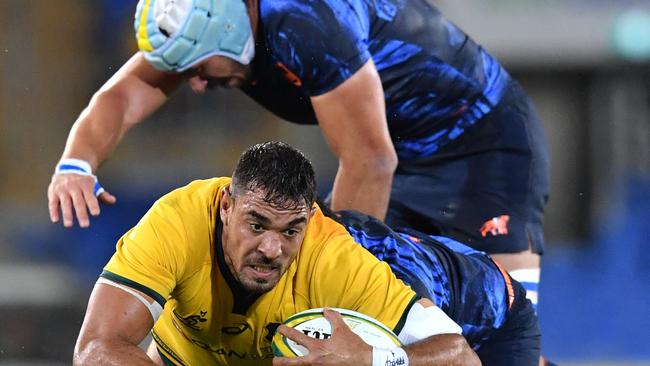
[{"left": 134, "top": 0, "right": 255, "bottom": 72}]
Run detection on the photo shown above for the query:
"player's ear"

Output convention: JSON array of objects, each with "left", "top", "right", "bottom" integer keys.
[
  {"left": 220, "top": 185, "right": 233, "bottom": 224},
  {"left": 309, "top": 205, "right": 317, "bottom": 218}
]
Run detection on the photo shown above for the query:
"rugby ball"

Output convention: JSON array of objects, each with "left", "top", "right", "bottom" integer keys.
[{"left": 271, "top": 308, "right": 401, "bottom": 357}]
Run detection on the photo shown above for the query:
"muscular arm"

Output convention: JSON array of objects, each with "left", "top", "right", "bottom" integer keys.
[
  {"left": 403, "top": 334, "right": 480, "bottom": 366},
  {"left": 311, "top": 59, "right": 397, "bottom": 221},
  {"left": 399, "top": 298, "right": 480, "bottom": 365},
  {"left": 275, "top": 299, "right": 480, "bottom": 366},
  {"left": 73, "top": 282, "right": 160, "bottom": 366},
  {"left": 49, "top": 52, "right": 183, "bottom": 227},
  {"left": 63, "top": 52, "right": 182, "bottom": 168}
]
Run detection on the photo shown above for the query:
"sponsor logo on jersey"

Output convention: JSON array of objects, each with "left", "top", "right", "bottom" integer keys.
[
  {"left": 170, "top": 317, "right": 274, "bottom": 360},
  {"left": 189, "top": 339, "right": 274, "bottom": 360},
  {"left": 479, "top": 215, "right": 510, "bottom": 237}
]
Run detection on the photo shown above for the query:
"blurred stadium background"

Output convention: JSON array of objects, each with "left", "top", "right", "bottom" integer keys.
[{"left": 1, "top": 0, "right": 649, "bottom": 365}]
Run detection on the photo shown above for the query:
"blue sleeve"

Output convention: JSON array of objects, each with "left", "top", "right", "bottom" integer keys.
[{"left": 262, "top": 0, "right": 371, "bottom": 96}]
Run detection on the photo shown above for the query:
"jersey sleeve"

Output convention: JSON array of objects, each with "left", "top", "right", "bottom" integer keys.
[
  {"left": 101, "top": 200, "right": 190, "bottom": 307},
  {"left": 101, "top": 180, "right": 219, "bottom": 307},
  {"left": 263, "top": 0, "right": 371, "bottom": 96},
  {"left": 308, "top": 217, "right": 418, "bottom": 333}
]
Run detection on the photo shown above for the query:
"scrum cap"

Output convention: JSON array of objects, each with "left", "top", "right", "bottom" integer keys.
[{"left": 134, "top": 0, "right": 255, "bottom": 72}]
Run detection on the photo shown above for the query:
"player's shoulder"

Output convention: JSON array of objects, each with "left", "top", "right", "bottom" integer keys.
[
  {"left": 301, "top": 206, "right": 382, "bottom": 268},
  {"left": 260, "top": 0, "right": 326, "bottom": 15},
  {"left": 304, "top": 205, "right": 352, "bottom": 243},
  {"left": 157, "top": 177, "right": 229, "bottom": 208},
  {"left": 260, "top": 0, "right": 346, "bottom": 26},
  {"left": 144, "top": 177, "right": 228, "bottom": 233}
]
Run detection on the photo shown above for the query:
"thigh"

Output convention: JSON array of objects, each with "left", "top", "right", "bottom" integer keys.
[
  {"left": 388, "top": 81, "right": 549, "bottom": 254},
  {"left": 475, "top": 282, "right": 541, "bottom": 366},
  {"left": 387, "top": 158, "right": 539, "bottom": 255}
]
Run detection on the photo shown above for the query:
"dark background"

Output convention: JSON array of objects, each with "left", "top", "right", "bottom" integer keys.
[{"left": 0, "top": 1, "right": 648, "bottom": 365}]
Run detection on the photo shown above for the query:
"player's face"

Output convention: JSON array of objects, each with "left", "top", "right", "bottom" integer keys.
[
  {"left": 186, "top": 55, "right": 252, "bottom": 92},
  {"left": 220, "top": 186, "right": 314, "bottom": 293}
]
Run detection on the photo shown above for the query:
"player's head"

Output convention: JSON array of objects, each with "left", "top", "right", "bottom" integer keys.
[
  {"left": 134, "top": 0, "right": 255, "bottom": 73},
  {"left": 220, "top": 142, "right": 317, "bottom": 293},
  {"left": 230, "top": 142, "right": 317, "bottom": 208}
]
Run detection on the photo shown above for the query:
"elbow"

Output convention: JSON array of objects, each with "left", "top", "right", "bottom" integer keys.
[
  {"left": 73, "top": 337, "right": 108, "bottom": 366},
  {"left": 452, "top": 335, "right": 482, "bottom": 366},
  {"left": 341, "top": 148, "right": 398, "bottom": 180},
  {"left": 375, "top": 149, "right": 398, "bottom": 176},
  {"left": 72, "top": 338, "right": 94, "bottom": 366}
]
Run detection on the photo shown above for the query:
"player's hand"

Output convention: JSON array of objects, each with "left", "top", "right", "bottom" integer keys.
[
  {"left": 48, "top": 173, "right": 116, "bottom": 228},
  {"left": 273, "top": 308, "right": 372, "bottom": 366}
]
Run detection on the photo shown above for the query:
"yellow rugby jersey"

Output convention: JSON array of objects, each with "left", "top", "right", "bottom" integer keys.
[{"left": 102, "top": 177, "right": 417, "bottom": 366}]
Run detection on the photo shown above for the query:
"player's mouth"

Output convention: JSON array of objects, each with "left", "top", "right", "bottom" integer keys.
[{"left": 247, "top": 264, "right": 279, "bottom": 280}]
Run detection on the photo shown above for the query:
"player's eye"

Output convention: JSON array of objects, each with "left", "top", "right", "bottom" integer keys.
[
  {"left": 188, "top": 65, "right": 203, "bottom": 77},
  {"left": 284, "top": 228, "right": 300, "bottom": 238},
  {"left": 250, "top": 223, "right": 264, "bottom": 232}
]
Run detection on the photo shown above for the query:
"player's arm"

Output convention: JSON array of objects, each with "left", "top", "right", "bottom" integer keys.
[
  {"left": 311, "top": 58, "right": 397, "bottom": 221},
  {"left": 73, "top": 280, "right": 162, "bottom": 366},
  {"left": 48, "top": 52, "right": 184, "bottom": 228},
  {"left": 274, "top": 298, "right": 480, "bottom": 366},
  {"left": 395, "top": 298, "right": 481, "bottom": 365}
]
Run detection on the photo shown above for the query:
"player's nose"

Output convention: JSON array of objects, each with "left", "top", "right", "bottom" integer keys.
[{"left": 257, "top": 232, "right": 283, "bottom": 259}]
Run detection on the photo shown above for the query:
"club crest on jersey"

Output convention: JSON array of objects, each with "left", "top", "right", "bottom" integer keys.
[
  {"left": 275, "top": 62, "right": 302, "bottom": 87},
  {"left": 480, "top": 215, "right": 510, "bottom": 237}
]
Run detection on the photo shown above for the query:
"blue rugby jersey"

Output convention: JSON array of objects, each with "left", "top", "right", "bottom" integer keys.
[
  {"left": 242, "top": 0, "right": 511, "bottom": 159},
  {"left": 333, "top": 210, "right": 511, "bottom": 349}
]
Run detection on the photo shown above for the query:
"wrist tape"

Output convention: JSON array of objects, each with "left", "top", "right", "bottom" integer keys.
[
  {"left": 372, "top": 347, "right": 408, "bottom": 366},
  {"left": 55, "top": 158, "right": 105, "bottom": 197}
]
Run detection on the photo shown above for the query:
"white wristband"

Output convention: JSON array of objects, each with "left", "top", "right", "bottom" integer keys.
[
  {"left": 55, "top": 158, "right": 93, "bottom": 175},
  {"left": 54, "top": 158, "right": 105, "bottom": 196},
  {"left": 372, "top": 347, "right": 409, "bottom": 366}
]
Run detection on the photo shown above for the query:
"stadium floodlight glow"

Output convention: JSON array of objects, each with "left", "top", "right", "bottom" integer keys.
[{"left": 611, "top": 9, "right": 650, "bottom": 62}]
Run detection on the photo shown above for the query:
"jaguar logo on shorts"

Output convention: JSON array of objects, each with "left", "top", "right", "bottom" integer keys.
[
  {"left": 275, "top": 62, "right": 303, "bottom": 87},
  {"left": 480, "top": 215, "right": 510, "bottom": 237}
]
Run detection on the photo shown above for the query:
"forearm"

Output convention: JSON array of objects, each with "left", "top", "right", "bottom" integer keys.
[
  {"left": 62, "top": 91, "right": 131, "bottom": 170},
  {"left": 73, "top": 338, "right": 158, "bottom": 366},
  {"left": 330, "top": 156, "right": 396, "bottom": 220},
  {"left": 403, "top": 334, "right": 481, "bottom": 366},
  {"left": 60, "top": 52, "right": 176, "bottom": 170}
]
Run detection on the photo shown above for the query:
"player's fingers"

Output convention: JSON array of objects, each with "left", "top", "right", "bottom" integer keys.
[
  {"left": 272, "top": 355, "right": 310, "bottom": 366},
  {"left": 82, "top": 188, "right": 101, "bottom": 217},
  {"left": 277, "top": 325, "right": 317, "bottom": 349},
  {"left": 48, "top": 185, "right": 60, "bottom": 223},
  {"left": 98, "top": 191, "right": 117, "bottom": 205},
  {"left": 71, "top": 190, "right": 90, "bottom": 228},
  {"left": 58, "top": 193, "right": 75, "bottom": 228},
  {"left": 322, "top": 308, "right": 347, "bottom": 332}
]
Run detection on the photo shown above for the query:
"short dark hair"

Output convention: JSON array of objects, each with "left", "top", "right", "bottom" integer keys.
[{"left": 231, "top": 141, "right": 316, "bottom": 209}]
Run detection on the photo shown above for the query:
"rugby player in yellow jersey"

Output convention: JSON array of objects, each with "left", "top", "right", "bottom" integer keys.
[{"left": 73, "top": 141, "right": 480, "bottom": 366}]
